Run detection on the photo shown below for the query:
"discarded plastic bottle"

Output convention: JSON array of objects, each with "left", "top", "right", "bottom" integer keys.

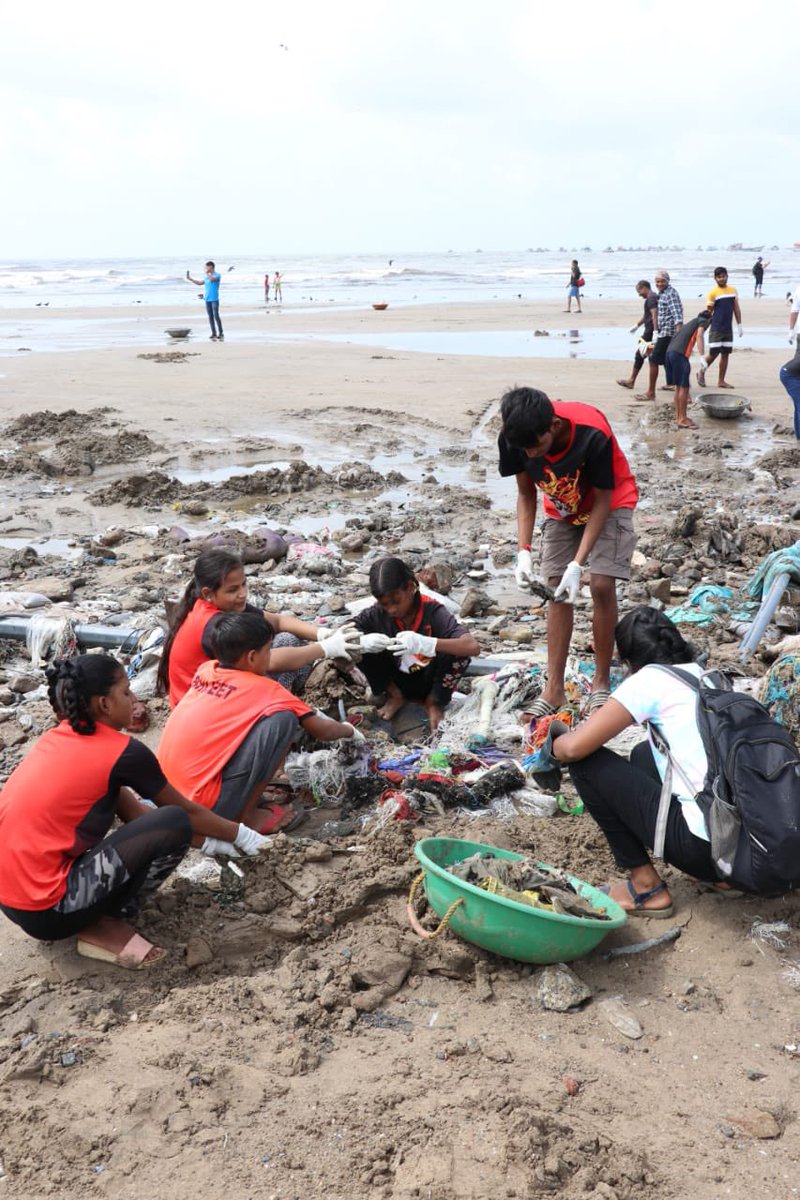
[
  {"left": 426, "top": 749, "right": 451, "bottom": 772},
  {"left": 556, "top": 793, "right": 584, "bottom": 816}
]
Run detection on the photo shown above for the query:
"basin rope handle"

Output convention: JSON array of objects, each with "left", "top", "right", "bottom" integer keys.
[{"left": 407, "top": 871, "right": 464, "bottom": 940}]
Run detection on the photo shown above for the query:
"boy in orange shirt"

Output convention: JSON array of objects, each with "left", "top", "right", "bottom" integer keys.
[{"left": 158, "top": 612, "right": 359, "bottom": 833}]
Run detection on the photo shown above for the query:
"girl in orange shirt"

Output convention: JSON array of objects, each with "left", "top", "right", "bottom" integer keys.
[
  {"left": 157, "top": 548, "right": 359, "bottom": 708},
  {"left": 0, "top": 655, "right": 270, "bottom": 970}
]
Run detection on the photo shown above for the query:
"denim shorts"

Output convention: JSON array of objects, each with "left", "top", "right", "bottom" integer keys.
[{"left": 666, "top": 350, "right": 691, "bottom": 388}]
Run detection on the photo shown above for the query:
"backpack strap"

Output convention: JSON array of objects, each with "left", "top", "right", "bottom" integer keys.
[
  {"left": 646, "top": 720, "right": 673, "bottom": 861},
  {"left": 644, "top": 664, "right": 703, "bottom": 859}
]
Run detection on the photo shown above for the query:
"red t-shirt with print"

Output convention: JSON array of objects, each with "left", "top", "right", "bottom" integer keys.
[{"left": 498, "top": 399, "right": 638, "bottom": 526}]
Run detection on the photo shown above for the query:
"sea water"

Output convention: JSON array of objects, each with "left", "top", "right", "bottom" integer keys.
[{"left": 1, "top": 246, "right": 797, "bottom": 310}]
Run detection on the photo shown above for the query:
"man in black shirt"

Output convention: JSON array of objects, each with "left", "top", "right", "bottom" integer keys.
[{"left": 617, "top": 280, "right": 659, "bottom": 390}]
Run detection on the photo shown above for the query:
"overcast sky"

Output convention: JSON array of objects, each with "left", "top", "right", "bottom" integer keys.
[{"left": 3, "top": 0, "right": 796, "bottom": 258}]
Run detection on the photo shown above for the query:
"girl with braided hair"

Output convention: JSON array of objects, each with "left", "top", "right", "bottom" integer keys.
[
  {"left": 550, "top": 606, "right": 734, "bottom": 917},
  {"left": 0, "top": 655, "right": 271, "bottom": 969}
]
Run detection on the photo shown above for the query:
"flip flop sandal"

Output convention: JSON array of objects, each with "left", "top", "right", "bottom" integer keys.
[
  {"left": 256, "top": 800, "right": 308, "bottom": 834},
  {"left": 585, "top": 689, "right": 611, "bottom": 715},
  {"left": 619, "top": 879, "right": 674, "bottom": 919},
  {"left": 616, "top": 379, "right": 634, "bottom": 389},
  {"left": 77, "top": 932, "right": 167, "bottom": 970},
  {"left": 695, "top": 880, "right": 745, "bottom": 899},
  {"left": 633, "top": 393, "right": 654, "bottom": 402}
]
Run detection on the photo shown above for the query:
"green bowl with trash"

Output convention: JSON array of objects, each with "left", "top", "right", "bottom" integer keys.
[{"left": 412, "top": 837, "right": 627, "bottom": 964}]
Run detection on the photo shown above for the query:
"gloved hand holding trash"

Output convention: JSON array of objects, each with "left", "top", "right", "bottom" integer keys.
[
  {"left": 553, "top": 560, "right": 583, "bottom": 604},
  {"left": 392, "top": 630, "right": 437, "bottom": 658},
  {"left": 360, "top": 633, "right": 399, "bottom": 654},
  {"left": 320, "top": 625, "right": 361, "bottom": 660},
  {"left": 526, "top": 718, "right": 571, "bottom": 790},
  {"left": 201, "top": 824, "right": 273, "bottom": 858}
]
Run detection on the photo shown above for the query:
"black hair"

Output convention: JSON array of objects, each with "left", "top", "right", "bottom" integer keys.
[
  {"left": 636, "top": 279, "right": 651, "bottom": 290},
  {"left": 615, "top": 606, "right": 697, "bottom": 671},
  {"left": 714, "top": 266, "right": 728, "bottom": 276},
  {"left": 500, "top": 386, "right": 555, "bottom": 449},
  {"left": 45, "top": 654, "right": 125, "bottom": 736},
  {"left": 156, "top": 549, "right": 243, "bottom": 695},
  {"left": 369, "top": 556, "right": 418, "bottom": 599},
  {"left": 206, "top": 260, "right": 215, "bottom": 268},
  {"left": 211, "top": 611, "right": 274, "bottom": 666}
]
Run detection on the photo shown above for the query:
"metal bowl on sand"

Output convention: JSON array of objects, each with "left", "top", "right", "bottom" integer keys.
[
  {"left": 372, "top": 303, "right": 389, "bottom": 311},
  {"left": 166, "top": 328, "right": 191, "bottom": 340},
  {"left": 697, "top": 392, "right": 751, "bottom": 420}
]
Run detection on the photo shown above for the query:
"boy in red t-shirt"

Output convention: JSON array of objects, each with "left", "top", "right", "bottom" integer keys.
[
  {"left": 158, "top": 612, "right": 360, "bottom": 832},
  {"left": 498, "top": 387, "right": 638, "bottom": 718}
]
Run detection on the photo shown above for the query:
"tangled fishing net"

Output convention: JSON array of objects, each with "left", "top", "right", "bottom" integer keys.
[{"left": 25, "top": 613, "right": 79, "bottom": 667}]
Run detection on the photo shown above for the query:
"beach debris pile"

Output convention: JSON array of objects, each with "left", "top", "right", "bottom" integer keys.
[{"left": 447, "top": 852, "right": 611, "bottom": 920}]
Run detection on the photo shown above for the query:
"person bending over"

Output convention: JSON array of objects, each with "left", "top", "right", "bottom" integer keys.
[
  {"left": 551, "top": 607, "right": 740, "bottom": 917},
  {"left": 0, "top": 655, "right": 267, "bottom": 970},
  {"left": 499, "top": 386, "right": 638, "bottom": 718},
  {"left": 354, "top": 557, "right": 479, "bottom": 733},
  {"left": 157, "top": 549, "right": 359, "bottom": 708},
  {"left": 157, "top": 612, "right": 359, "bottom": 834}
]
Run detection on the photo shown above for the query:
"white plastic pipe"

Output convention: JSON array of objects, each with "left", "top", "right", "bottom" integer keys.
[{"left": 739, "top": 572, "right": 792, "bottom": 661}]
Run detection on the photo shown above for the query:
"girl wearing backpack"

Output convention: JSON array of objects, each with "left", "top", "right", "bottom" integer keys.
[{"left": 550, "top": 606, "right": 733, "bottom": 917}]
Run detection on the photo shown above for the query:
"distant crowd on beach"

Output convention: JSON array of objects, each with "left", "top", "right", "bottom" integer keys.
[{"left": 564, "top": 255, "right": 800, "bottom": 435}]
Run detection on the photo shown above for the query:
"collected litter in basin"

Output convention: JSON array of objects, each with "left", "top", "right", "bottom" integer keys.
[
  {"left": 412, "top": 837, "right": 625, "bottom": 963},
  {"left": 447, "top": 852, "right": 612, "bottom": 921}
]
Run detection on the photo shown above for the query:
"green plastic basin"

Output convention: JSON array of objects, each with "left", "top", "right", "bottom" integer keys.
[{"left": 414, "top": 836, "right": 627, "bottom": 964}]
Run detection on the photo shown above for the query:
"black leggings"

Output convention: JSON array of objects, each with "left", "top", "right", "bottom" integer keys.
[
  {"left": 360, "top": 651, "right": 469, "bottom": 707},
  {"left": 568, "top": 742, "right": 717, "bottom": 880},
  {"left": 0, "top": 807, "right": 192, "bottom": 942}
]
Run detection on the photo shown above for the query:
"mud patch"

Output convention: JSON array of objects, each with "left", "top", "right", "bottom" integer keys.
[{"left": 137, "top": 351, "right": 200, "bottom": 364}]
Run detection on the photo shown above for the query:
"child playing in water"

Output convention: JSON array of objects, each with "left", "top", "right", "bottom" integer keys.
[
  {"left": 158, "top": 612, "right": 360, "bottom": 833},
  {"left": 157, "top": 549, "right": 359, "bottom": 708},
  {"left": 354, "top": 557, "right": 479, "bottom": 732},
  {"left": 0, "top": 655, "right": 268, "bottom": 970}
]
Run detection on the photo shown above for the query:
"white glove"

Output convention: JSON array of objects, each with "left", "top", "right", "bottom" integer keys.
[
  {"left": 341, "top": 722, "right": 366, "bottom": 742},
  {"left": 553, "top": 560, "right": 582, "bottom": 604},
  {"left": 316, "top": 621, "right": 356, "bottom": 642},
  {"left": 320, "top": 625, "right": 360, "bottom": 660},
  {"left": 200, "top": 836, "right": 240, "bottom": 858},
  {"left": 737, "top": 325, "right": 743, "bottom": 339},
  {"left": 514, "top": 548, "right": 535, "bottom": 590},
  {"left": 360, "top": 632, "right": 397, "bottom": 653},
  {"left": 629, "top": 325, "right": 639, "bottom": 334},
  {"left": 392, "top": 630, "right": 437, "bottom": 658},
  {"left": 234, "top": 824, "right": 273, "bottom": 856}
]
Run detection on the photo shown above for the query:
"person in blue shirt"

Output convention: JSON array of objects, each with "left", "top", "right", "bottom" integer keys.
[{"left": 186, "top": 260, "right": 224, "bottom": 341}]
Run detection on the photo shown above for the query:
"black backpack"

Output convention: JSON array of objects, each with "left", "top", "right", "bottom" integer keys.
[{"left": 648, "top": 665, "right": 800, "bottom": 895}]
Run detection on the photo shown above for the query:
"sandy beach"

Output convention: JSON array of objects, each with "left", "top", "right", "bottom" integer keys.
[{"left": 0, "top": 295, "right": 799, "bottom": 1200}]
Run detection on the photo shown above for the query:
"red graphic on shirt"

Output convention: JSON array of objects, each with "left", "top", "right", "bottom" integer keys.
[{"left": 539, "top": 466, "right": 590, "bottom": 523}]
